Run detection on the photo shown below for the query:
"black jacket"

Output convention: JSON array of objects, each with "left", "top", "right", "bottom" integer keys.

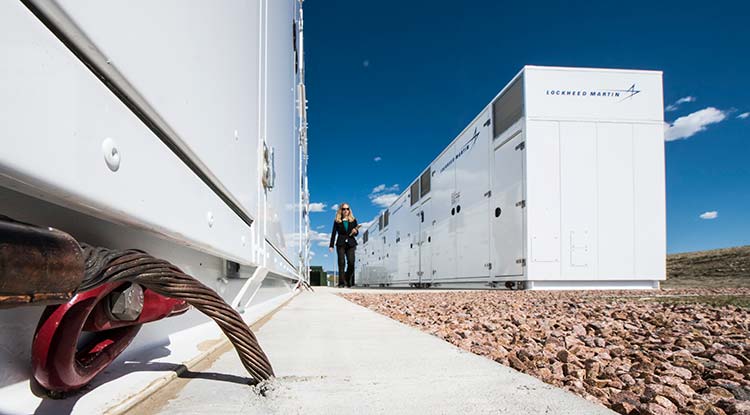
[{"left": 329, "top": 219, "right": 359, "bottom": 248}]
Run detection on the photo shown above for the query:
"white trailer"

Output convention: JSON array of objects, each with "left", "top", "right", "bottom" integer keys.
[
  {"left": 358, "top": 66, "right": 666, "bottom": 290},
  {"left": 0, "top": 1, "right": 309, "bottom": 413}
]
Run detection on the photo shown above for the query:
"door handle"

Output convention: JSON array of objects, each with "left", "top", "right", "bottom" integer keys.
[{"left": 495, "top": 207, "right": 502, "bottom": 217}]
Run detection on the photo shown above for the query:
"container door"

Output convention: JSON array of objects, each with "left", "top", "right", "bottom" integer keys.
[
  {"left": 454, "top": 111, "right": 492, "bottom": 279},
  {"left": 431, "top": 143, "right": 456, "bottom": 280},
  {"left": 408, "top": 212, "right": 419, "bottom": 284},
  {"left": 417, "top": 199, "right": 433, "bottom": 285},
  {"left": 491, "top": 132, "right": 526, "bottom": 276}
]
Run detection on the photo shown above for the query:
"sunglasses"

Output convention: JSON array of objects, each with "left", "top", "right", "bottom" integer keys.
[{"left": 342, "top": 207, "right": 350, "bottom": 211}]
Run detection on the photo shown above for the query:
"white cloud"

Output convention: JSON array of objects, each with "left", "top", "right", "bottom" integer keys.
[
  {"left": 370, "top": 193, "right": 399, "bottom": 208},
  {"left": 368, "top": 184, "right": 400, "bottom": 208},
  {"left": 370, "top": 183, "right": 399, "bottom": 193},
  {"left": 310, "top": 230, "right": 329, "bottom": 241},
  {"left": 665, "top": 96, "right": 696, "bottom": 112},
  {"left": 699, "top": 211, "right": 718, "bottom": 220},
  {"left": 374, "top": 156, "right": 382, "bottom": 162},
  {"left": 309, "top": 250, "right": 316, "bottom": 257},
  {"left": 665, "top": 107, "right": 727, "bottom": 141},
  {"left": 363, "top": 59, "right": 370, "bottom": 68},
  {"left": 331, "top": 204, "right": 339, "bottom": 211},
  {"left": 323, "top": 254, "right": 328, "bottom": 258},
  {"left": 738, "top": 112, "right": 750, "bottom": 119},
  {"left": 316, "top": 224, "right": 325, "bottom": 230},
  {"left": 308, "top": 202, "right": 326, "bottom": 212}
]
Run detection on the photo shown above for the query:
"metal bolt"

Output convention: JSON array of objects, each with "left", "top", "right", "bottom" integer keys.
[
  {"left": 102, "top": 138, "right": 121, "bottom": 172},
  {"left": 207, "top": 211, "right": 214, "bottom": 227},
  {"left": 109, "top": 284, "right": 144, "bottom": 321}
]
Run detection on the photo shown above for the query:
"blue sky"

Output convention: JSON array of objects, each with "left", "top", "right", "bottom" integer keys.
[{"left": 303, "top": 0, "right": 750, "bottom": 270}]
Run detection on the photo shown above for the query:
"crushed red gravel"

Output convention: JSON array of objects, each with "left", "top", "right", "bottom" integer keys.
[{"left": 341, "top": 289, "right": 750, "bottom": 415}]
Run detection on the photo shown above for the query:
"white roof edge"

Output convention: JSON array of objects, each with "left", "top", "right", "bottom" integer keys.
[{"left": 523, "top": 65, "right": 663, "bottom": 75}]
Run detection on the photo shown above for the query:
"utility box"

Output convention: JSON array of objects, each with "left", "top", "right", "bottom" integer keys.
[
  {"left": 309, "top": 266, "right": 326, "bottom": 286},
  {"left": 358, "top": 66, "right": 665, "bottom": 290}
]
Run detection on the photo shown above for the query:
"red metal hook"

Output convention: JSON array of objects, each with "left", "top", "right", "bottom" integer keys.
[{"left": 32, "top": 282, "right": 188, "bottom": 393}]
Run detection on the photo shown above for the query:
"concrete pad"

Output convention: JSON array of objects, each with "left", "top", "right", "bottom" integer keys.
[{"left": 132, "top": 287, "right": 614, "bottom": 414}]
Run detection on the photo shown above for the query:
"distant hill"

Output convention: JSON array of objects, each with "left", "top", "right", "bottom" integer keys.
[{"left": 665, "top": 245, "right": 750, "bottom": 288}]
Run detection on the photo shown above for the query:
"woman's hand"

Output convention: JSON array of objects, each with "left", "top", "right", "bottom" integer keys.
[
  {"left": 329, "top": 247, "right": 333, "bottom": 252},
  {"left": 350, "top": 228, "right": 358, "bottom": 236}
]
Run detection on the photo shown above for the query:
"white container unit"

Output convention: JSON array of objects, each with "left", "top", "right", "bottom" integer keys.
[
  {"left": 358, "top": 66, "right": 666, "bottom": 290},
  {"left": 0, "top": 1, "right": 309, "bottom": 413}
]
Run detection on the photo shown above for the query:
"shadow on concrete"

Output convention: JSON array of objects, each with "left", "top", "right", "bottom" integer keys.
[{"left": 30, "top": 340, "right": 253, "bottom": 415}]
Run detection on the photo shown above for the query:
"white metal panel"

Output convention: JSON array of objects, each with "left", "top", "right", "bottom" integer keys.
[
  {"left": 525, "top": 121, "right": 561, "bottom": 279},
  {"left": 265, "top": 0, "right": 298, "bottom": 261},
  {"left": 596, "top": 123, "right": 635, "bottom": 278},
  {"left": 633, "top": 123, "right": 666, "bottom": 280},
  {"left": 559, "top": 122, "right": 598, "bottom": 279},
  {"left": 404, "top": 206, "right": 420, "bottom": 283},
  {"left": 524, "top": 66, "right": 664, "bottom": 123},
  {"left": 430, "top": 144, "right": 457, "bottom": 280},
  {"left": 454, "top": 112, "right": 492, "bottom": 279},
  {"left": 55, "top": 0, "right": 264, "bottom": 218},
  {"left": 491, "top": 133, "right": 526, "bottom": 277},
  {"left": 384, "top": 226, "right": 397, "bottom": 283},
  {"left": 0, "top": 2, "right": 253, "bottom": 264},
  {"left": 418, "top": 198, "right": 433, "bottom": 285}
]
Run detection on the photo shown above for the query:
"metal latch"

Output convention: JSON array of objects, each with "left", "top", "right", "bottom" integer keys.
[
  {"left": 484, "top": 190, "right": 492, "bottom": 198},
  {"left": 516, "top": 258, "right": 527, "bottom": 266},
  {"left": 515, "top": 141, "right": 526, "bottom": 151},
  {"left": 262, "top": 141, "right": 276, "bottom": 190},
  {"left": 484, "top": 262, "right": 492, "bottom": 270},
  {"left": 515, "top": 200, "right": 526, "bottom": 208}
]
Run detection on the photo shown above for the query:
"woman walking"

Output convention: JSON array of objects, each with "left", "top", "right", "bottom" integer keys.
[{"left": 329, "top": 203, "right": 359, "bottom": 288}]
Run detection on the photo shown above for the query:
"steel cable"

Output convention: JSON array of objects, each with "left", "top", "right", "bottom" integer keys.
[{"left": 77, "top": 244, "right": 274, "bottom": 382}]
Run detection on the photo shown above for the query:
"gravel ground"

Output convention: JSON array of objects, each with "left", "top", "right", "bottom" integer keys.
[{"left": 341, "top": 289, "right": 750, "bottom": 415}]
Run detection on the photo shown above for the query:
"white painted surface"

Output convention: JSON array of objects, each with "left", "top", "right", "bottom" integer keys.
[
  {"left": 491, "top": 132, "right": 526, "bottom": 277},
  {"left": 0, "top": 1, "right": 253, "bottom": 263},
  {"left": 454, "top": 111, "right": 491, "bottom": 279},
  {"left": 633, "top": 123, "right": 667, "bottom": 279},
  {"left": 559, "top": 122, "right": 598, "bottom": 278},
  {"left": 430, "top": 144, "right": 457, "bottom": 281},
  {"left": 417, "top": 198, "right": 433, "bottom": 285},
  {"left": 54, "top": 0, "right": 264, "bottom": 219},
  {"left": 525, "top": 120, "right": 562, "bottom": 277},
  {"left": 265, "top": 0, "right": 299, "bottom": 261},
  {"left": 596, "top": 122, "right": 636, "bottom": 279},
  {"left": 524, "top": 65, "right": 664, "bottom": 122}
]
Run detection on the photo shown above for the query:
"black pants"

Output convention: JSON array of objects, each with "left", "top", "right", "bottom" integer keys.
[{"left": 336, "top": 245, "right": 356, "bottom": 287}]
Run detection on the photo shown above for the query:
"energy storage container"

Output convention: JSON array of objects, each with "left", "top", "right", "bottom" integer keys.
[{"left": 358, "top": 66, "right": 665, "bottom": 290}]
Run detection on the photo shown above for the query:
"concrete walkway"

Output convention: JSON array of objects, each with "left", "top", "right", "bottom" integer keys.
[{"left": 130, "top": 287, "right": 613, "bottom": 414}]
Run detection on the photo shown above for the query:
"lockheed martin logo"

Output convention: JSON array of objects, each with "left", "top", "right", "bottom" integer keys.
[
  {"left": 545, "top": 83, "right": 641, "bottom": 102},
  {"left": 439, "top": 127, "right": 481, "bottom": 174}
]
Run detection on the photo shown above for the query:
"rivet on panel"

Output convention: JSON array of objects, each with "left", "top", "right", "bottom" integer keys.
[
  {"left": 102, "top": 138, "right": 121, "bottom": 172},
  {"left": 206, "top": 211, "right": 214, "bottom": 228}
]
